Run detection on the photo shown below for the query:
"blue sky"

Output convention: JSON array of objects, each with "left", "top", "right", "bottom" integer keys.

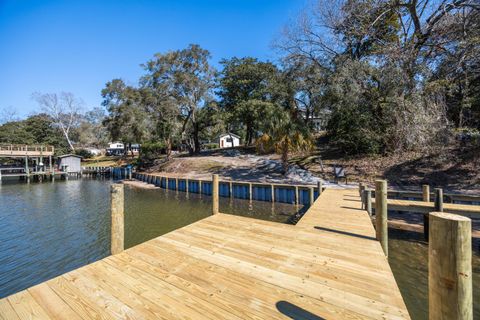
[{"left": 0, "top": 0, "right": 306, "bottom": 118}]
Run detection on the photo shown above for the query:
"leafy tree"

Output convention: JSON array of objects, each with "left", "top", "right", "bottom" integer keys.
[
  {"left": 141, "top": 44, "right": 217, "bottom": 154},
  {"left": 102, "top": 79, "right": 152, "bottom": 155},
  {"left": 217, "top": 57, "right": 289, "bottom": 145},
  {"left": 0, "top": 114, "right": 69, "bottom": 154}
]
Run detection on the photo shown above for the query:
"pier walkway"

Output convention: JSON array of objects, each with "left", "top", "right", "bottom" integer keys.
[{"left": 0, "top": 189, "right": 410, "bottom": 319}]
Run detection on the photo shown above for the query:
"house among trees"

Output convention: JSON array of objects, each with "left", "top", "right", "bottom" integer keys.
[
  {"left": 219, "top": 133, "right": 240, "bottom": 148},
  {"left": 106, "top": 142, "right": 140, "bottom": 156}
]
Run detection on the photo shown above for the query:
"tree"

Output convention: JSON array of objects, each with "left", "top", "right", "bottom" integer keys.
[
  {"left": 32, "top": 92, "right": 83, "bottom": 151},
  {"left": 102, "top": 79, "right": 152, "bottom": 155},
  {"left": 0, "top": 114, "right": 70, "bottom": 154},
  {"left": 217, "top": 57, "right": 288, "bottom": 145},
  {"left": 277, "top": 0, "right": 479, "bottom": 154},
  {"left": 256, "top": 108, "right": 313, "bottom": 173},
  {"left": 77, "top": 107, "right": 109, "bottom": 148},
  {"left": 141, "top": 44, "right": 217, "bottom": 154}
]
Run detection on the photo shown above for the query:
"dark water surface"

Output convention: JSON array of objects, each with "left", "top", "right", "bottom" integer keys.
[
  {"left": 0, "top": 179, "right": 300, "bottom": 298},
  {"left": 389, "top": 229, "right": 480, "bottom": 320}
]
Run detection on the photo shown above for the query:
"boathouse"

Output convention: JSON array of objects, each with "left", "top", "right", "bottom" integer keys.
[{"left": 57, "top": 154, "right": 82, "bottom": 173}]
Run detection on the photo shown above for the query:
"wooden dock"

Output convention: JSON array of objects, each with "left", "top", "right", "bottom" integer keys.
[{"left": 0, "top": 189, "right": 410, "bottom": 319}]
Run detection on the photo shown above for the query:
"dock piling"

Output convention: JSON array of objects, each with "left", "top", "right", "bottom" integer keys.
[
  {"left": 375, "top": 180, "right": 388, "bottom": 256},
  {"left": 429, "top": 212, "right": 472, "bottom": 320},
  {"left": 422, "top": 184, "right": 430, "bottom": 202},
  {"left": 110, "top": 183, "right": 124, "bottom": 255},
  {"left": 212, "top": 175, "right": 219, "bottom": 215}
]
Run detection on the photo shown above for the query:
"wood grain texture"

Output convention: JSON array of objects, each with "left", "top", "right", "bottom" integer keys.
[{"left": 0, "top": 188, "right": 410, "bottom": 319}]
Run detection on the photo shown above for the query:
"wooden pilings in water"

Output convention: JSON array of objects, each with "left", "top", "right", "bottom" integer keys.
[
  {"left": 429, "top": 212, "right": 472, "bottom": 320},
  {"left": 375, "top": 180, "right": 388, "bottom": 256},
  {"left": 110, "top": 183, "right": 124, "bottom": 255},
  {"left": 422, "top": 184, "right": 430, "bottom": 202},
  {"left": 212, "top": 174, "right": 219, "bottom": 215}
]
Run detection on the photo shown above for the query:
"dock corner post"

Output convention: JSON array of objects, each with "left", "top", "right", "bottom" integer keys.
[
  {"left": 365, "top": 189, "right": 372, "bottom": 216},
  {"left": 422, "top": 184, "right": 430, "bottom": 202},
  {"left": 212, "top": 174, "right": 219, "bottom": 215},
  {"left": 429, "top": 212, "right": 472, "bottom": 320},
  {"left": 375, "top": 179, "right": 388, "bottom": 256},
  {"left": 110, "top": 183, "right": 125, "bottom": 255},
  {"left": 309, "top": 187, "right": 314, "bottom": 207},
  {"left": 317, "top": 180, "right": 323, "bottom": 196}
]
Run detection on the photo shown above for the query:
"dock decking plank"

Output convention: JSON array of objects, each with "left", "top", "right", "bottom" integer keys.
[{"left": 1, "top": 188, "right": 410, "bottom": 319}]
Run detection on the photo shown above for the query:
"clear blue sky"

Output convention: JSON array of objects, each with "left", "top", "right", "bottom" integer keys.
[{"left": 0, "top": 0, "right": 306, "bottom": 118}]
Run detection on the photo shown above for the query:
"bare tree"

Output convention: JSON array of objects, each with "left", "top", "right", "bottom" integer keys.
[
  {"left": 32, "top": 92, "right": 83, "bottom": 151},
  {"left": 0, "top": 107, "right": 19, "bottom": 124}
]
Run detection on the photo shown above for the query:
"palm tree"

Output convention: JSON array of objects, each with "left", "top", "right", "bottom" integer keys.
[{"left": 256, "top": 111, "right": 313, "bottom": 173}]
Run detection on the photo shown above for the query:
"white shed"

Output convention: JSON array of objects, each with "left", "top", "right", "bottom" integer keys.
[{"left": 219, "top": 133, "right": 240, "bottom": 148}]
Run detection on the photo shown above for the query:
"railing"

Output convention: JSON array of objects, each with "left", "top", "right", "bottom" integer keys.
[{"left": 0, "top": 144, "right": 54, "bottom": 154}]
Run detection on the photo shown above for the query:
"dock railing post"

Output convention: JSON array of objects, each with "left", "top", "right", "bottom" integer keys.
[
  {"left": 271, "top": 184, "right": 275, "bottom": 202},
  {"left": 422, "top": 184, "right": 430, "bottom": 202},
  {"left": 365, "top": 189, "right": 372, "bottom": 216},
  {"left": 212, "top": 174, "right": 219, "bottom": 215},
  {"left": 317, "top": 180, "right": 323, "bottom": 196},
  {"left": 434, "top": 188, "right": 443, "bottom": 212},
  {"left": 309, "top": 187, "right": 314, "bottom": 206},
  {"left": 110, "top": 183, "right": 124, "bottom": 255},
  {"left": 424, "top": 188, "right": 444, "bottom": 240},
  {"left": 375, "top": 180, "right": 388, "bottom": 256},
  {"left": 429, "top": 212, "right": 472, "bottom": 320},
  {"left": 295, "top": 186, "right": 299, "bottom": 206}
]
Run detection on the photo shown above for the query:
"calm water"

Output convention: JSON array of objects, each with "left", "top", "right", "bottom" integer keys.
[
  {"left": 0, "top": 179, "right": 300, "bottom": 298},
  {"left": 389, "top": 229, "right": 480, "bottom": 319},
  {"left": 0, "top": 179, "right": 478, "bottom": 319}
]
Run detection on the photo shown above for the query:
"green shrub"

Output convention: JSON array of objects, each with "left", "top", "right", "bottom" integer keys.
[
  {"left": 75, "top": 149, "right": 94, "bottom": 159},
  {"left": 140, "top": 142, "right": 166, "bottom": 160},
  {"left": 202, "top": 143, "right": 219, "bottom": 150}
]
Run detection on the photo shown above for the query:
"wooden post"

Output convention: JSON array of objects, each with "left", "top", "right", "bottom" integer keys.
[
  {"left": 365, "top": 189, "right": 372, "bottom": 216},
  {"left": 186, "top": 179, "right": 189, "bottom": 193},
  {"left": 25, "top": 156, "right": 30, "bottom": 183},
  {"left": 229, "top": 182, "right": 233, "bottom": 198},
  {"left": 175, "top": 177, "right": 179, "bottom": 191},
  {"left": 249, "top": 183, "right": 253, "bottom": 202},
  {"left": 212, "top": 175, "right": 219, "bottom": 215},
  {"left": 110, "top": 184, "right": 124, "bottom": 255},
  {"left": 165, "top": 177, "right": 169, "bottom": 190},
  {"left": 317, "top": 180, "right": 323, "bottom": 196},
  {"left": 199, "top": 180, "right": 202, "bottom": 195},
  {"left": 422, "top": 184, "right": 430, "bottom": 202},
  {"left": 375, "top": 180, "right": 388, "bottom": 256},
  {"left": 434, "top": 188, "right": 443, "bottom": 212},
  {"left": 271, "top": 184, "right": 275, "bottom": 202},
  {"left": 429, "top": 212, "right": 472, "bottom": 320},
  {"left": 309, "top": 187, "right": 314, "bottom": 206},
  {"left": 295, "top": 186, "right": 299, "bottom": 206},
  {"left": 359, "top": 182, "right": 364, "bottom": 196}
]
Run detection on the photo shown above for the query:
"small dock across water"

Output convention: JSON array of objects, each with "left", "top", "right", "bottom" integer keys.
[{"left": 0, "top": 189, "right": 410, "bottom": 319}]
